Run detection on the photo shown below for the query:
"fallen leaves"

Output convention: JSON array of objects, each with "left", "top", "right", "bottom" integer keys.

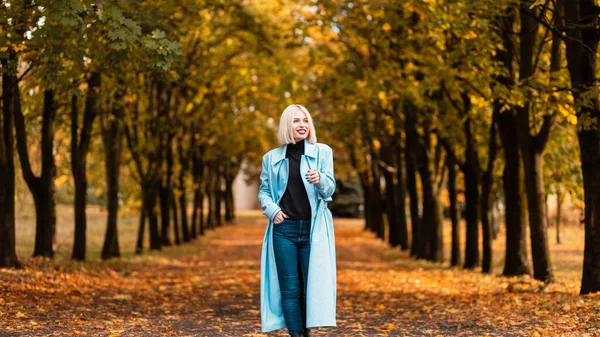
[{"left": 1, "top": 216, "right": 599, "bottom": 336}]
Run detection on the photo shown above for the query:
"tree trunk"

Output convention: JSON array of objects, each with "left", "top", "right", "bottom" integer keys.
[
  {"left": 146, "top": 177, "right": 161, "bottom": 251},
  {"left": 381, "top": 142, "right": 399, "bottom": 247},
  {"left": 447, "top": 155, "right": 461, "bottom": 267},
  {"left": 72, "top": 72, "right": 101, "bottom": 261},
  {"left": 405, "top": 104, "right": 423, "bottom": 257},
  {"left": 494, "top": 5, "right": 531, "bottom": 277},
  {"left": 101, "top": 85, "right": 124, "bottom": 260},
  {"left": 518, "top": 1, "right": 555, "bottom": 283},
  {"left": 481, "top": 112, "right": 499, "bottom": 273},
  {"left": 368, "top": 143, "right": 384, "bottom": 240},
  {"left": 394, "top": 141, "right": 409, "bottom": 250},
  {"left": 556, "top": 190, "right": 564, "bottom": 244},
  {"left": 191, "top": 187, "right": 200, "bottom": 238},
  {"left": 178, "top": 141, "right": 190, "bottom": 242},
  {"left": 358, "top": 172, "right": 373, "bottom": 232},
  {"left": 171, "top": 190, "right": 181, "bottom": 245},
  {"left": 14, "top": 87, "right": 57, "bottom": 258},
  {"left": 206, "top": 161, "right": 215, "bottom": 229},
  {"left": 159, "top": 141, "right": 173, "bottom": 246},
  {"left": 564, "top": 0, "right": 600, "bottom": 294},
  {"left": 499, "top": 112, "right": 531, "bottom": 276},
  {"left": 191, "top": 148, "right": 204, "bottom": 238},
  {"left": 461, "top": 94, "right": 480, "bottom": 269},
  {"left": 416, "top": 129, "right": 443, "bottom": 262},
  {"left": 136, "top": 203, "right": 146, "bottom": 254},
  {"left": 0, "top": 57, "right": 21, "bottom": 268},
  {"left": 225, "top": 176, "right": 235, "bottom": 223},
  {"left": 215, "top": 161, "right": 223, "bottom": 228}
]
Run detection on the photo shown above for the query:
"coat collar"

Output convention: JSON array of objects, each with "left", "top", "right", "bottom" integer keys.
[{"left": 272, "top": 139, "right": 316, "bottom": 165}]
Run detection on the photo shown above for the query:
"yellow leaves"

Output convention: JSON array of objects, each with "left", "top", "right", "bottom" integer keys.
[
  {"left": 382, "top": 23, "right": 391, "bottom": 32},
  {"left": 123, "top": 94, "right": 137, "bottom": 103},
  {"left": 464, "top": 30, "right": 478, "bottom": 39},
  {"left": 372, "top": 139, "right": 381, "bottom": 150},
  {"left": 470, "top": 95, "right": 487, "bottom": 109},
  {"left": 55, "top": 175, "right": 68, "bottom": 188},
  {"left": 15, "top": 311, "right": 27, "bottom": 318},
  {"left": 558, "top": 102, "right": 578, "bottom": 125},
  {"left": 378, "top": 91, "right": 388, "bottom": 105}
]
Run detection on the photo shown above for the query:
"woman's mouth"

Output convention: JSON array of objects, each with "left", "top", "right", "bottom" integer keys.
[{"left": 297, "top": 129, "right": 307, "bottom": 134}]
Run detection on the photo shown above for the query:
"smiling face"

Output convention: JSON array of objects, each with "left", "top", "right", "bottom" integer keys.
[
  {"left": 292, "top": 108, "right": 309, "bottom": 142},
  {"left": 277, "top": 104, "right": 317, "bottom": 145}
]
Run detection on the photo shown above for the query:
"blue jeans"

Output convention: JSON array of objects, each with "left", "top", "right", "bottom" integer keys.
[{"left": 273, "top": 218, "right": 311, "bottom": 334}]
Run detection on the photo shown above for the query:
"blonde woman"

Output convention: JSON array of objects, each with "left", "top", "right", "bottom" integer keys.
[{"left": 258, "top": 104, "right": 337, "bottom": 336}]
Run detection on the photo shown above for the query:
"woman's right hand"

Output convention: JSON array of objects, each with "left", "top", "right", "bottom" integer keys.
[{"left": 273, "top": 210, "right": 289, "bottom": 224}]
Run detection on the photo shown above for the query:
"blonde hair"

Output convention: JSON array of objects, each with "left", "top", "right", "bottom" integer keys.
[{"left": 277, "top": 104, "right": 317, "bottom": 145}]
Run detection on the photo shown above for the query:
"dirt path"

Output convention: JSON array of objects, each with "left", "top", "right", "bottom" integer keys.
[{"left": 1, "top": 215, "right": 599, "bottom": 336}]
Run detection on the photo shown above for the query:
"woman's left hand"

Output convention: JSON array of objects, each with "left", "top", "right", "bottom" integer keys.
[{"left": 306, "top": 170, "right": 320, "bottom": 185}]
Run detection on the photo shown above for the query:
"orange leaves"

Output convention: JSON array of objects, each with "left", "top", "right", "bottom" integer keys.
[{"left": 3, "top": 216, "right": 600, "bottom": 336}]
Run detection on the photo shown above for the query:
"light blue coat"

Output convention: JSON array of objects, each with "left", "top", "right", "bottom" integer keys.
[{"left": 258, "top": 140, "right": 337, "bottom": 332}]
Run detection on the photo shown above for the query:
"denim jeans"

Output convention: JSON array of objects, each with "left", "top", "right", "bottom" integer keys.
[{"left": 273, "top": 218, "right": 311, "bottom": 334}]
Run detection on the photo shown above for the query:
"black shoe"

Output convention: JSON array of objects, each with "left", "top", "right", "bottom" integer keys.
[
  {"left": 289, "top": 333, "right": 303, "bottom": 337},
  {"left": 303, "top": 328, "right": 311, "bottom": 337}
]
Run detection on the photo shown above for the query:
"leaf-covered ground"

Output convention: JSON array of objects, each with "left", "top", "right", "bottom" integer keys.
[{"left": 1, "top": 213, "right": 599, "bottom": 337}]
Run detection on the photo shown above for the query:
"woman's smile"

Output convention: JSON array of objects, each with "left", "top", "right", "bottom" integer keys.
[{"left": 292, "top": 109, "right": 309, "bottom": 142}]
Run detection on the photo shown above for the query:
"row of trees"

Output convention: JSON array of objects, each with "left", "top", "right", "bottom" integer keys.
[
  {"left": 1, "top": 0, "right": 599, "bottom": 296},
  {"left": 0, "top": 0, "right": 298, "bottom": 265},
  {"left": 291, "top": 0, "right": 598, "bottom": 294}
]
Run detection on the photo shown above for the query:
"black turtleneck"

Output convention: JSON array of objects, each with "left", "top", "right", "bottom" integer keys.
[{"left": 279, "top": 141, "right": 311, "bottom": 220}]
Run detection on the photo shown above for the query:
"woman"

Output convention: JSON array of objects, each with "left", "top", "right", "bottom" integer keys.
[{"left": 258, "top": 104, "right": 337, "bottom": 337}]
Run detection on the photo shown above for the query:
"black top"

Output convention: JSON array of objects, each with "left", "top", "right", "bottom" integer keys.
[{"left": 279, "top": 141, "right": 312, "bottom": 220}]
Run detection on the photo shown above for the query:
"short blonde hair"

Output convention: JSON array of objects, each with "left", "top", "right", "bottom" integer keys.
[{"left": 277, "top": 104, "right": 317, "bottom": 145}]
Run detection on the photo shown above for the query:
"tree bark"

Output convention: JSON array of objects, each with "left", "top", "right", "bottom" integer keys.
[
  {"left": 135, "top": 205, "right": 146, "bottom": 255},
  {"left": 416, "top": 129, "right": 444, "bottom": 262},
  {"left": 14, "top": 87, "right": 57, "bottom": 259},
  {"left": 499, "top": 111, "right": 532, "bottom": 276},
  {"left": 215, "top": 160, "right": 223, "bottom": 228},
  {"left": 145, "top": 176, "right": 161, "bottom": 251},
  {"left": 381, "top": 141, "right": 399, "bottom": 247},
  {"left": 517, "top": 1, "right": 555, "bottom": 283},
  {"left": 481, "top": 111, "right": 499, "bottom": 273},
  {"left": 192, "top": 148, "right": 205, "bottom": 237},
  {"left": 393, "top": 139, "right": 409, "bottom": 250},
  {"left": 71, "top": 72, "right": 101, "bottom": 261},
  {"left": 461, "top": 94, "right": 481, "bottom": 269},
  {"left": 100, "top": 85, "right": 124, "bottom": 260},
  {"left": 159, "top": 140, "right": 174, "bottom": 246},
  {"left": 171, "top": 190, "right": 181, "bottom": 245},
  {"left": 494, "top": 5, "right": 531, "bottom": 277},
  {"left": 446, "top": 155, "right": 461, "bottom": 267},
  {"left": 225, "top": 176, "right": 234, "bottom": 223},
  {"left": 556, "top": 190, "right": 564, "bottom": 244},
  {"left": 404, "top": 104, "right": 423, "bottom": 258},
  {"left": 178, "top": 140, "right": 190, "bottom": 242},
  {"left": 0, "top": 57, "right": 21, "bottom": 268},
  {"left": 564, "top": 0, "right": 600, "bottom": 294}
]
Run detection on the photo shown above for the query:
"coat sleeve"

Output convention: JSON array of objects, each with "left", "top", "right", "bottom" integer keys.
[
  {"left": 315, "top": 145, "right": 335, "bottom": 200},
  {"left": 258, "top": 153, "right": 281, "bottom": 221}
]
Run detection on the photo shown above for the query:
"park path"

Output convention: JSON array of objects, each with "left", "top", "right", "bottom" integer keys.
[{"left": 1, "top": 213, "right": 599, "bottom": 336}]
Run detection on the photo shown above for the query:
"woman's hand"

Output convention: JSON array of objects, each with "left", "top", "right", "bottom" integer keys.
[
  {"left": 306, "top": 170, "right": 320, "bottom": 185},
  {"left": 273, "top": 210, "right": 288, "bottom": 224}
]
